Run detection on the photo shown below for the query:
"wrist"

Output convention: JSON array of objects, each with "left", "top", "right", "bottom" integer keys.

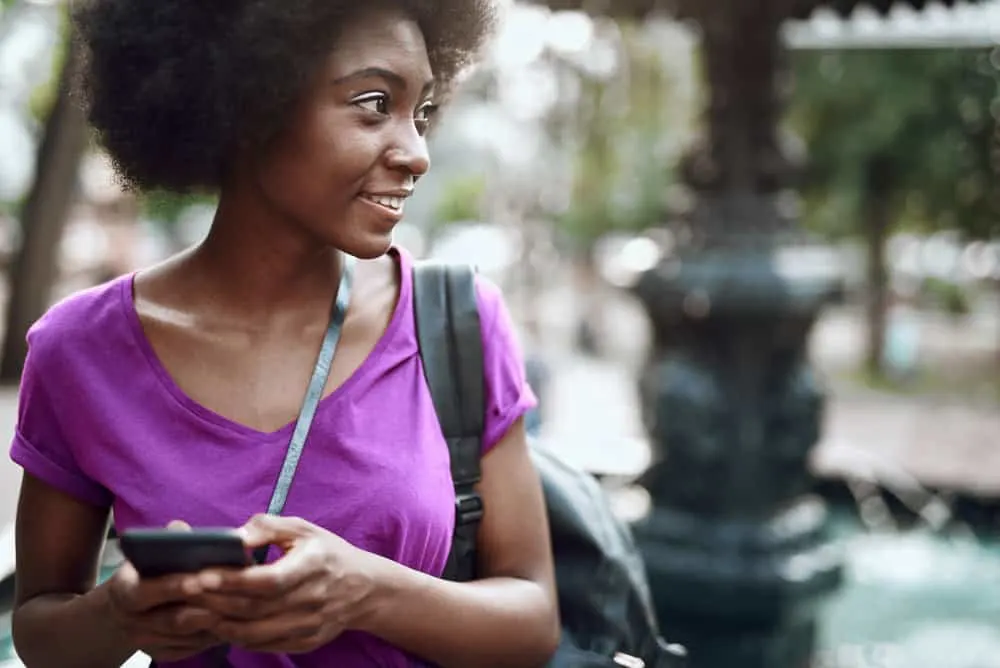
[
  {"left": 350, "top": 550, "right": 412, "bottom": 635},
  {"left": 90, "top": 579, "right": 139, "bottom": 655}
]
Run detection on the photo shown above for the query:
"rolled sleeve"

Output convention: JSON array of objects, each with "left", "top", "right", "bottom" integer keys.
[
  {"left": 476, "top": 277, "right": 538, "bottom": 454},
  {"left": 10, "top": 428, "right": 112, "bottom": 507},
  {"left": 8, "top": 326, "right": 112, "bottom": 508}
]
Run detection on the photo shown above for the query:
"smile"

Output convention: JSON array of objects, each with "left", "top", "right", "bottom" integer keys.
[{"left": 360, "top": 194, "right": 406, "bottom": 213}]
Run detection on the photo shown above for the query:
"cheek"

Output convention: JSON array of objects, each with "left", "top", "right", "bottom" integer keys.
[{"left": 259, "top": 117, "right": 379, "bottom": 207}]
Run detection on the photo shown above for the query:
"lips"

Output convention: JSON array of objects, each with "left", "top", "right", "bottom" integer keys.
[
  {"left": 357, "top": 193, "right": 410, "bottom": 226},
  {"left": 360, "top": 193, "right": 405, "bottom": 212}
]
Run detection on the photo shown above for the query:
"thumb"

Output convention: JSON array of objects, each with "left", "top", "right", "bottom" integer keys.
[
  {"left": 108, "top": 560, "right": 143, "bottom": 612},
  {"left": 112, "top": 557, "right": 139, "bottom": 591},
  {"left": 237, "top": 514, "right": 311, "bottom": 550},
  {"left": 166, "top": 520, "right": 192, "bottom": 531}
]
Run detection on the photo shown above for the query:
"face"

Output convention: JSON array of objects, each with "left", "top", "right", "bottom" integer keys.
[{"left": 250, "top": 7, "right": 435, "bottom": 259}]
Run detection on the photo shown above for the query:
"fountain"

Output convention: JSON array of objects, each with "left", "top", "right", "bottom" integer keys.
[{"left": 529, "top": 1, "right": 985, "bottom": 667}]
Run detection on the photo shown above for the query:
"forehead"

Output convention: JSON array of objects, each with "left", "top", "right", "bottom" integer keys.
[{"left": 325, "top": 8, "right": 433, "bottom": 83}]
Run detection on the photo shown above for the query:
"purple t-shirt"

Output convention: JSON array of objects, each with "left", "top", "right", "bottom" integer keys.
[{"left": 9, "top": 247, "right": 536, "bottom": 667}]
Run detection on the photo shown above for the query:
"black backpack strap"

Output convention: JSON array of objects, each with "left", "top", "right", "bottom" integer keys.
[{"left": 412, "top": 261, "right": 485, "bottom": 582}]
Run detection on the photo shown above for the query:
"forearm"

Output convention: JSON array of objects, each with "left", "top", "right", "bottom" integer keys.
[
  {"left": 356, "top": 556, "right": 559, "bottom": 668},
  {"left": 13, "top": 583, "right": 137, "bottom": 668}
]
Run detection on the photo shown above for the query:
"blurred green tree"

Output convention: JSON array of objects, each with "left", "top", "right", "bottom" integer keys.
[
  {"left": 557, "top": 22, "right": 689, "bottom": 257},
  {"left": 790, "top": 47, "right": 1000, "bottom": 375},
  {"left": 552, "top": 20, "right": 693, "bottom": 352},
  {"left": 433, "top": 174, "right": 487, "bottom": 227},
  {"left": 0, "top": 4, "right": 216, "bottom": 379},
  {"left": 1, "top": 9, "right": 88, "bottom": 382}
]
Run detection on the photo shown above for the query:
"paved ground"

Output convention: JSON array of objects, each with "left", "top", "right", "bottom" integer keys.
[
  {"left": 537, "top": 354, "right": 1000, "bottom": 497},
  {"left": 529, "top": 282, "right": 1000, "bottom": 493}
]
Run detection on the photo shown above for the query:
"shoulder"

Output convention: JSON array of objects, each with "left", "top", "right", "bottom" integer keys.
[
  {"left": 26, "top": 275, "right": 133, "bottom": 369},
  {"left": 399, "top": 244, "right": 509, "bottom": 334},
  {"left": 472, "top": 272, "right": 508, "bottom": 334},
  {"left": 397, "top": 244, "right": 515, "bottom": 338},
  {"left": 473, "top": 271, "right": 536, "bottom": 451}
]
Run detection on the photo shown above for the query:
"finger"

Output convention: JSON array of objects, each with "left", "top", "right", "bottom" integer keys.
[
  {"left": 125, "top": 606, "right": 220, "bottom": 658},
  {"left": 198, "top": 550, "right": 314, "bottom": 599},
  {"left": 107, "top": 560, "right": 141, "bottom": 611},
  {"left": 237, "top": 514, "right": 312, "bottom": 550},
  {"left": 193, "top": 577, "right": 326, "bottom": 621},
  {"left": 111, "top": 565, "right": 205, "bottom": 613},
  {"left": 138, "top": 628, "right": 218, "bottom": 649},
  {"left": 151, "top": 604, "right": 220, "bottom": 636},
  {"left": 109, "top": 562, "right": 181, "bottom": 614},
  {"left": 215, "top": 612, "right": 323, "bottom": 651}
]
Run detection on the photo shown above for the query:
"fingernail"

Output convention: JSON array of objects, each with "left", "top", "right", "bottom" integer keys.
[
  {"left": 200, "top": 572, "right": 223, "bottom": 589},
  {"left": 181, "top": 577, "right": 201, "bottom": 595}
]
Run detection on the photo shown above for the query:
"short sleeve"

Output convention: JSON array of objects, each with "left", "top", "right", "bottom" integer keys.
[
  {"left": 9, "top": 325, "right": 113, "bottom": 507},
  {"left": 475, "top": 277, "right": 538, "bottom": 454}
]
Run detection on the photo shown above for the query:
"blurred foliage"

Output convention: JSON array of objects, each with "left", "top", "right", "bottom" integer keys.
[
  {"left": 1, "top": 1, "right": 212, "bottom": 229},
  {"left": 922, "top": 276, "right": 972, "bottom": 317},
  {"left": 434, "top": 174, "right": 487, "bottom": 226},
  {"left": 791, "top": 48, "right": 1000, "bottom": 241},
  {"left": 0, "top": 0, "right": 67, "bottom": 213},
  {"left": 26, "top": 6, "right": 70, "bottom": 123},
  {"left": 556, "top": 22, "right": 687, "bottom": 252},
  {"left": 142, "top": 190, "right": 216, "bottom": 227}
]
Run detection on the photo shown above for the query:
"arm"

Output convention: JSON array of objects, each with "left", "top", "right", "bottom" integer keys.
[
  {"left": 10, "top": 315, "right": 220, "bottom": 666},
  {"left": 356, "top": 417, "right": 560, "bottom": 668},
  {"left": 203, "top": 418, "right": 560, "bottom": 665},
  {"left": 9, "top": 321, "right": 138, "bottom": 666},
  {"left": 11, "top": 473, "right": 136, "bottom": 668},
  {"left": 13, "top": 475, "right": 224, "bottom": 668}
]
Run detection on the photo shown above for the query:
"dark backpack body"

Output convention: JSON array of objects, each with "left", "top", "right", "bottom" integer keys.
[{"left": 412, "top": 262, "right": 685, "bottom": 668}]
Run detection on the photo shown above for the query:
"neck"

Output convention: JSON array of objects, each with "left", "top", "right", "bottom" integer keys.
[{"left": 190, "top": 186, "right": 343, "bottom": 313}]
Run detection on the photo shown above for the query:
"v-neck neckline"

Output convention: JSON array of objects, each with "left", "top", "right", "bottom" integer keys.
[{"left": 120, "top": 247, "right": 411, "bottom": 440}]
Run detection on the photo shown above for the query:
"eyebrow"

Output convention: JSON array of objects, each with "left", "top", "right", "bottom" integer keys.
[{"left": 332, "top": 67, "right": 435, "bottom": 95}]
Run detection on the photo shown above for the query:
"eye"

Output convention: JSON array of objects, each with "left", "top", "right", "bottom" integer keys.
[
  {"left": 352, "top": 92, "right": 389, "bottom": 115},
  {"left": 414, "top": 101, "right": 439, "bottom": 135}
]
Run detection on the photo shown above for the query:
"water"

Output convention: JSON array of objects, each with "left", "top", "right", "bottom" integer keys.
[{"left": 818, "top": 510, "right": 1000, "bottom": 668}]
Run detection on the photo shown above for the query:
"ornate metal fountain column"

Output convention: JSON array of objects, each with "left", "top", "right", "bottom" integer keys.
[{"left": 629, "top": 2, "right": 844, "bottom": 666}]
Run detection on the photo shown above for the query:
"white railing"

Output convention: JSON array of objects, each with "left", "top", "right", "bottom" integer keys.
[{"left": 784, "top": 0, "right": 1000, "bottom": 49}]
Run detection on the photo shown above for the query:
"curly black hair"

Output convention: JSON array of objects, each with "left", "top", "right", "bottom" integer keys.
[{"left": 73, "top": 0, "right": 496, "bottom": 193}]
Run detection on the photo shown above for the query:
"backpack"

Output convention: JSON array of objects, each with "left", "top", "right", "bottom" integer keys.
[{"left": 412, "top": 262, "right": 686, "bottom": 668}]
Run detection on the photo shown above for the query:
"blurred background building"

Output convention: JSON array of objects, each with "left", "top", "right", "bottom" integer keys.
[{"left": 0, "top": 0, "right": 999, "bottom": 666}]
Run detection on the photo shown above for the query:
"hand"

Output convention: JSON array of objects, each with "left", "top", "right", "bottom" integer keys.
[
  {"left": 107, "top": 521, "right": 222, "bottom": 663},
  {"left": 186, "top": 514, "right": 380, "bottom": 654}
]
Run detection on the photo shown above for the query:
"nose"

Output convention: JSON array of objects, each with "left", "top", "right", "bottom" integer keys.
[{"left": 385, "top": 121, "right": 431, "bottom": 178}]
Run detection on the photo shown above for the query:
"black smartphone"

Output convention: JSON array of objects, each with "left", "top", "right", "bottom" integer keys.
[{"left": 118, "top": 528, "right": 252, "bottom": 578}]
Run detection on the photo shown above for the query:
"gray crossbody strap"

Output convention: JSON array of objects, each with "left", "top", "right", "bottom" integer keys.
[
  {"left": 265, "top": 253, "right": 356, "bottom": 516},
  {"left": 161, "top": 256, "right": 356, "bottom": 668}
]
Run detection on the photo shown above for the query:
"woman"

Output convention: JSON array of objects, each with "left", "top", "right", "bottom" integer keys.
[{"left": 8, "top": 1, "right": 559, "bottom": 666}]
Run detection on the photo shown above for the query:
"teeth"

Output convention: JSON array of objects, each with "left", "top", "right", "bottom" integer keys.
[{"left": 366, "top": 195, "right": 403, "bottom": 210}]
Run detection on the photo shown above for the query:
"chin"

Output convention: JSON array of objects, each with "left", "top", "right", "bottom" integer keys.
[{"left": 340, "top": 231, "right": 395, "bottom": 260}]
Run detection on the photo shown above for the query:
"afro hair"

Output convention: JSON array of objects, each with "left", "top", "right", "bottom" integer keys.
[{"left": 73, "top": 0, "right": 496, "bottom": 193}]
